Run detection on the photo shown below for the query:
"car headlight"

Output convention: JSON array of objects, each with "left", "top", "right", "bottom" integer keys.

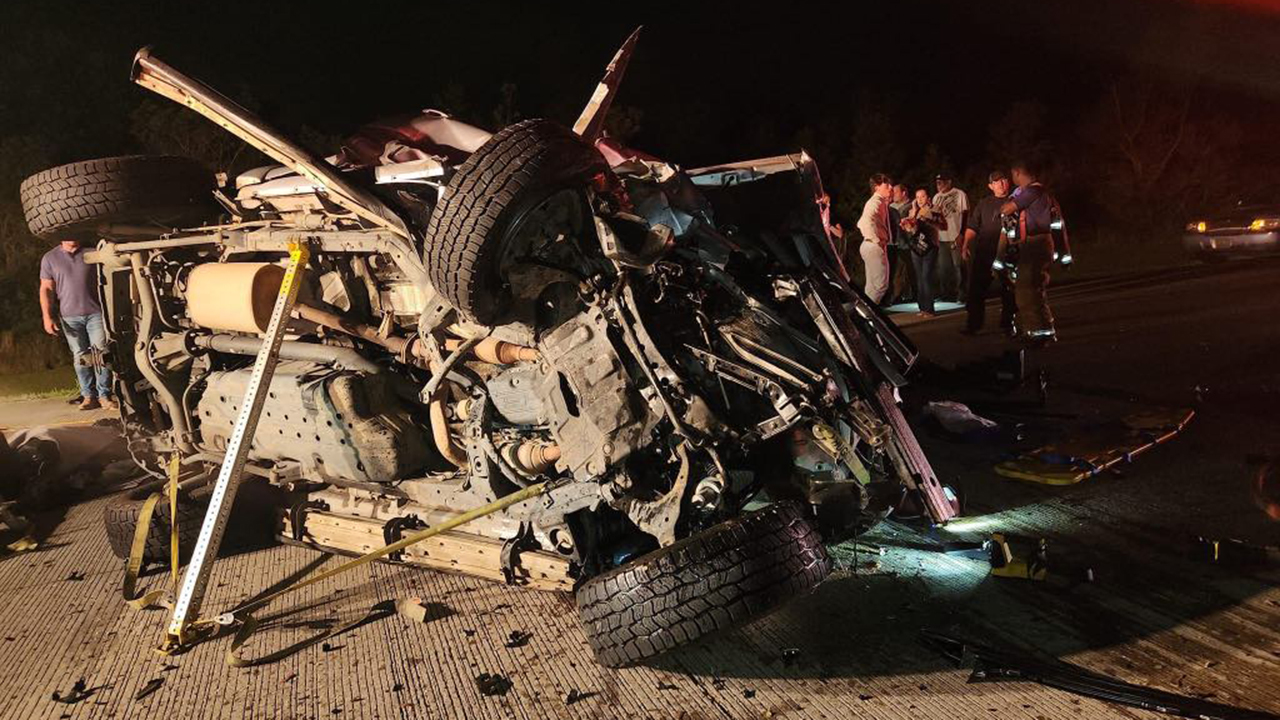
[
  {"left": 1249, "top": 218, "right": 1280, "bottom": 231},
  {"left": 1186, "top": 221, "right": 1207, "bottom": 233}
]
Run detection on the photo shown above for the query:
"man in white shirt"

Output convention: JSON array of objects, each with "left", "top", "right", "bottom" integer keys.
[
  {"left": 855, "top": 173, "right": 894, "bottom": 304},
  {"left": 931, "top": 173, "right": 970, "bottom": 302}
]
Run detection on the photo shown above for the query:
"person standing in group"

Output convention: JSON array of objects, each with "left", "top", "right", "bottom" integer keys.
[
  {"left": 40, "top": 238, "right": 114, "bottom": 410},
  {"left": 931, "top": 173, "right": 969, "bottom": 302},
  {"left": 1000, "top": 160, "right": 1058, "bottom": 343},
  {"left": 855, "top": 173, "right": 895, "bottom": 304},
  {"left": 888, "top": 183, "right": 916, "bottom": 305},
  {"left": 960, "top": 170, "right": 1018, "bottom": 336},
  {"left": 901, "top": 188, "right": 945, "bottom": 316}
]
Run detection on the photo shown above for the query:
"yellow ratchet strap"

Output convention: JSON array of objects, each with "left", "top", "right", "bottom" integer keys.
[
  {"left": 202, "top": 480, "right": 552, "bottom": 667},
  {"left": 123, "top": 454, "right": 182, "bottom": 609}
]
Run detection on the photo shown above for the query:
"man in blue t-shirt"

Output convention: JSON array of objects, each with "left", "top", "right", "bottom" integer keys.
[
  {"left": 999, "top": 161, "right": 1057, "bottom": 343},
  {"left": 39, "top": 239, "right": 114, "bottom": 410}
]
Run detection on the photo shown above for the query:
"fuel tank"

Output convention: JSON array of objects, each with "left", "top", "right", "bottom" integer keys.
[{"left": 196, "top": 361, "right": 440, "bottom": 483}]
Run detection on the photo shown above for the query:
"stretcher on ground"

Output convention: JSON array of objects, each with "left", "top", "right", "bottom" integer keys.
[{"left": 995, "top": 408, "right": 1195, "bottom": 486}]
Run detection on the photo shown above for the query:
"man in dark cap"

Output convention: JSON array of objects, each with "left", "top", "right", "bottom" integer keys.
[
  {"left": 931, "top": 173, "right": 969, "bottom": 302},
  {"left": 959, "top": 170, "right": 1017, "bottom": 336}
]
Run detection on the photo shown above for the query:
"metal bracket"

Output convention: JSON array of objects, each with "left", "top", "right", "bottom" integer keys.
[
  {"left": 77, "top": 347, "right": 109, "bottom": 372},
  {"left": 685, "top": 346, "right": 806, "bottom": 440},
  {"left": 499, "top": 522, "right": 538, "bottom": 586},
  {"left": 616, "top": 443, "right": 693, "bottom": 547},
  {"left": 289, "top": 500, "right": 328, "bottom": 542},
  {"left": 382, "top": 515, "right": 425, "bottom": 562}
]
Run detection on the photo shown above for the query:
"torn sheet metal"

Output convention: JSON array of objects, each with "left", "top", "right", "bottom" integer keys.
[
  {"left": 131, "top": 47, "right": 414, "bottom": 241},
  {"left": 573, "top": 26, "right": 642, "bottom": 140},
  {"left": 686, "top": 153, "right": 808, "bottom": 188},
  {"left": 339, "top": 110, "right": 492, "bottom": 168}
]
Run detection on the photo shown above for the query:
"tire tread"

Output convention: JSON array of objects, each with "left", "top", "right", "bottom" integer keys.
[
  {"left": 19, "top": 155, "right": 215, "bottom": 239},
  {"left": 575, "top": 503, "right": 831, "bottom": 668}
]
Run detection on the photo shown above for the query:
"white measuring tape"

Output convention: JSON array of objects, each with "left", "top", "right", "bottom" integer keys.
[{"left": 162, "top": 241, "right": 310, "bottom": 649}]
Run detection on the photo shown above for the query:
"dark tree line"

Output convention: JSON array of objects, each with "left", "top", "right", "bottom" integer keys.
[{"left": 0, "top": 24, "right": 1272, "bottom": 373}]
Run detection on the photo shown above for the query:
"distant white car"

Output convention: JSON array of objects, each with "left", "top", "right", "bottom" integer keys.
[{"left": 1183, "top": 204, "right": 1280, "bottom": 261}]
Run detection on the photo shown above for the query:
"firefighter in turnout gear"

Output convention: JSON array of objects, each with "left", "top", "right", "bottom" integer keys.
[{"left": 999, "top": 161, "right": 1069, "bottom": 344}]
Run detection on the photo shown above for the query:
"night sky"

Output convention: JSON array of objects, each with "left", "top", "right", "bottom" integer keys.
[{"left": 3, "top": 0, "right": 1280, "bottom": 203}]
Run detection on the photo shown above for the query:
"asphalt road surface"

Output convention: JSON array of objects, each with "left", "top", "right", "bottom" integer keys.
[{"left": 0, "top": 257, "right": 1277, "bottom": 720}]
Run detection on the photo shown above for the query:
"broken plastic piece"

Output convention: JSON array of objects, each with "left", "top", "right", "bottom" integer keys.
[
  {"left": 925, "top": 401, "right": 999, "bottom": 436},
  {"left": 987, "top": 533, "right": 1048, "bottom": 581},
  {"left": 475, "top": 673, "right": 513, "bottom": 697},
  {"left": 504, "top": 629, "right": 532, "bottom": 648},
  {"left": 5, "top": 535, "right": 38, "bottom": 553},
  {"left": 395, "top": 597, "right": 450, "bottom": 624}
]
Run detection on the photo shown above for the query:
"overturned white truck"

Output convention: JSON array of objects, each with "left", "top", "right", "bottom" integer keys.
[{"left": 19, "top": 31, "right": 954, "bottom": 667}]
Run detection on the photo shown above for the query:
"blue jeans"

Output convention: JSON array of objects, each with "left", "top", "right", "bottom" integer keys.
[
  {"left": 61, "top": 313, "right": 113, "bottom": 399},
  {"left": 936, "top": 241, "right": 963, "bottom": 301},
  {"left": 911, "top": 246, "right": 938, "bottom": 313}
]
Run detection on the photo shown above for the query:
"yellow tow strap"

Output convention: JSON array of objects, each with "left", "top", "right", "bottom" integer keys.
[
  {"left": 203, "top": 480, "right": 551, "bottom": 667},
  {"left": 122, "top": 454, "right": 181, "bottom": 609},
  {"left": 5, "top": 536, "right": 39, "bottom": 553}
]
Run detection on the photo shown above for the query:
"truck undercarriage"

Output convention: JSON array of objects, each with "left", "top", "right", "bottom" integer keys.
[{"left": 20, "top": 30, "right": 955, "bottom": 667}]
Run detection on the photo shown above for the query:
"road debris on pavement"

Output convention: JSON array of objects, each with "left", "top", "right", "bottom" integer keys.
[
  {"left": 504, "top": 630, "right": 532, "bottom": 648},
  {"left": 987, "top": 533, "right": 1049, "bottom": 581},
  {"left": 5, "top": 534, "right": 38, "bottom": 553},
  {"left": 925, "top": 401, "right": 1000, "bottom": 436},
  {"left": 474, "top": 673, "right": 512, "bottom": 697},
  {"left": 134, "top": 678, "right": 164, "bottom": 701},
  {"left": 395, "top": 597, "right": 451, "bottom": 624},
  {"left": 920, "top": 630, "right": 1280, "bottom": 720},
  {"left": 1193, "top": 536, "right": 1279, "bottom": 567},
  {"left": 50, "top": 678, "right": 89, "bottom": 704}
]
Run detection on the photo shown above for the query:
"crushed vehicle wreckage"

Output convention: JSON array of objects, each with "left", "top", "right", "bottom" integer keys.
[{"left": 19, "top": 29, "right": 956, "bottom": 667}]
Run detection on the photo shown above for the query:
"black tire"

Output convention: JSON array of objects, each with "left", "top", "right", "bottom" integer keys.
[
  {"left": 575, "top": 503, "right": 831, "bottom": 668},
  {"left": 103, "top": 486, "right": 209, "bottom": 564},
  {"left": 102, "top": 480, "right": 279, "bottom": 564},
  {"left": 19, "top": 155, "right": 217, "bottom": 240},
  {"left": 422, "top": 119, "right": 605, "bottom": 324}
]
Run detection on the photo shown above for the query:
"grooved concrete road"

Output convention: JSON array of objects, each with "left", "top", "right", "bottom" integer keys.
[{"left": 1, "top": 258, "right": 1278, "bottom": 720}]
